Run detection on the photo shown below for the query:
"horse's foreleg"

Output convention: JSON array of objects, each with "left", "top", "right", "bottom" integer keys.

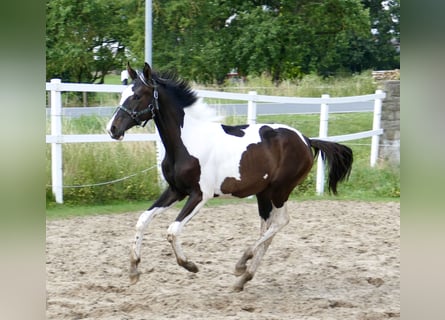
[
  {"left": 167, "top": 192, "right": 208, "bottom": 273},
  {"left": 234, "top": 203, "right": 289, "bottom": 291},
  {"left": 130, "top": 187, "right": 183, "bottom": 284}
]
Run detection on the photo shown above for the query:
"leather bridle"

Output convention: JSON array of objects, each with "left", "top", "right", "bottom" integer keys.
[{"left": 116, "top": 71, "right": 159, "bottom": 127}]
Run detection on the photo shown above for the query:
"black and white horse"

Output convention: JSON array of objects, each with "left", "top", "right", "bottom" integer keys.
[{"left": 107, "top": 63, "right": 353, "bottom": 291}]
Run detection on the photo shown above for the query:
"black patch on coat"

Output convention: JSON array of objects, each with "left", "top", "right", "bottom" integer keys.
[{"left": 221, "top": 124, "right": 250, "bottom": 137}]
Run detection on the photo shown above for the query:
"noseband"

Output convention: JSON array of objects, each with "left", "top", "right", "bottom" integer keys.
[{"left": 117, "top": 74, "right": 159, "bottom": 127}]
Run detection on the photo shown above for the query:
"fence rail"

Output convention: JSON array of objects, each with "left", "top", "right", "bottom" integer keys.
[{"left": 46, "top": 79, "right": 385, "bottom": 203}]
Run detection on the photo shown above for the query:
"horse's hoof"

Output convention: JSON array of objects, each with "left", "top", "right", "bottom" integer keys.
[
  {"left": 234, "top": 265, "right": 246, "bottom": 276},
  {"left": 129, "top": 270, "right": 141, "bottom": 285},
  {"left": 183, "top": 261, "right": 199, "bottom": 273},
  {"left": 233, "top": 284, "right": 244, "bottom": 292}
]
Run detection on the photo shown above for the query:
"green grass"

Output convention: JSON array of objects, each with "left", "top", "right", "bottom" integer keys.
[
  {"left": 46, "top": 192, "right": 398, "bottom": 220},
  {"left": 47, "top": 200, "right": 149, "bottom": 219},
  {"left": 46, "top": 197, "right": 256, "bottom": 219},
  {"left": 104, "top": 74, "right": 122, "bottom": 85}
]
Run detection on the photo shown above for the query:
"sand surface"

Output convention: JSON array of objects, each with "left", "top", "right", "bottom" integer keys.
[{"left": 46, "top": 200, "right": 400, "bottom": 319}]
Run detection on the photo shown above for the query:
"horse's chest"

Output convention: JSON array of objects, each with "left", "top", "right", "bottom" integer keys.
[{"left": 162, "top": 152, "right": 201, "bottom": 193}]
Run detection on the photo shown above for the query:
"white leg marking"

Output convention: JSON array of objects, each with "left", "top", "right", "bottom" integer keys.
[
  {"left": 251, "top": 203, "right": 289, "bottom": 253},
  {"left": 132, "top": 206, "right": 171, "bottom": 261},
  {"left": 166, "top": 198, "right": 209, "bottom": 239},
  {"left": 167, "top": 221, "right": 181, "bottom": 237},
  {"left": 234, "top": 203, "right": 290, "bottom": 291},
  {"left": 167, "top": 198, "right": 209, "bottom": 272}
]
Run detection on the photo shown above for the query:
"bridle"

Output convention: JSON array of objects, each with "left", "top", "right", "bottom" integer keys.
[{"left": 116, "top": 70, "right": 159, "bottom": 127}]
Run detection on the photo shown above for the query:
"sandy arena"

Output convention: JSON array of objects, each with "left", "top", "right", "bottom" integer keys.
[{"left": 46, "top": 200, "right": 400, "bottom": 319}]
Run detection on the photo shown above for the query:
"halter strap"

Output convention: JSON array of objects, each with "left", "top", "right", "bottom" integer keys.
[{"left": 117, "top": 78, "right": 159, "bottom": 127}]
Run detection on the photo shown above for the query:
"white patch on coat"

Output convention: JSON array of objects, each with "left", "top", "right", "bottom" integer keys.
[
  {"left": 184, "top": 98, "right": 223, "bottom": 122},
  {"left": 106, "top": 85, "right": 134, "bottom": 134},
  {"left": 179, "top": 103, "right": 308, "bottom": 197},
  {"left": 106, "top": 113, "right": 116, "bottom": 134},
  {"left": 119, "top": 84, "right": 134, "bottom": 105}
]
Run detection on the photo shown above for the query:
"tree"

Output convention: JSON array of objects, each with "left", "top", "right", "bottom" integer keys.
[
  {"left": 46, "top": 0, "right": 131, "bottom": 83},
  {"left": 46, "top": 0, "right": 399, "bottom": 84},
  {"left": 222, "top": 0, "right": 371, "bottom": 79},
  {"left": 128, "top": 0, "right": 372, "bottom": 82},
  {"left": 361, "top": 0, "right": 400, "bottom": 70}
]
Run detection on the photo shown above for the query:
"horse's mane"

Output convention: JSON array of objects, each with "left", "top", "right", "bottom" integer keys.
[
  {"left": 151, "top": 70, "right": 222, "bottom": 122},
  {"left": 152, "top": 70, "right": 197, "bottom": 109}
]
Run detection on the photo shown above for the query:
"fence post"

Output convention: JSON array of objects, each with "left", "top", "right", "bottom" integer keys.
[
  {"left": 370, "top": 90, "right": 383, "bottom": 167},
  {"left": 247, "top": 91, "right": 257, "bottom": 124},
  {"left": 50, "top": 79, "right": 64, "bottom": 203},
  {"left": 316, "top": 94, "right": 329, "bottom": 195},
  {"left": 155, "top": 127, "right": 166, "bottom": 187}
]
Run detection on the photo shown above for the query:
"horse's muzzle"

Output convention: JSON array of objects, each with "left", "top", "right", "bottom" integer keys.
[{"left": 108, "top": 125, "right": 124, "bottom": 140}]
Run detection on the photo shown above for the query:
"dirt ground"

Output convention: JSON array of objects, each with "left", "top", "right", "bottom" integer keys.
[{"left": 46, "top": 200, "right": 400, "bottom": 319}]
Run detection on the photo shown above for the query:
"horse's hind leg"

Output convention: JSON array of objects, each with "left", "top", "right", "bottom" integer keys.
[
  {"left": 234, "top": 237, "right": 274, "bottom": 292},
  {"left": 234, "top": 219, "right": 268, "bottom": 276},
  {"left": 234, "top": 193, "right": 273, "bottom": 276},
  {"left": 234, "top": 203, "right": 289, "bottom": 292},
  {"left": 130, "top": 187, "right": 183, "bottom": 284}
]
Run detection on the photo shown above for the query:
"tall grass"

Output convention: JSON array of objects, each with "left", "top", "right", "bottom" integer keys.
[
  {"left": 46, "top": 71, "right": 398, "bottom": 207},
  {"left": 193, "top": 70, "right": 378, "bottom": 97},
  {"left": 46, "top": 116, "right": 160, "bottom": 206},
  {"left": 46, "top": 112, "right": 399, "bottom": 207}
]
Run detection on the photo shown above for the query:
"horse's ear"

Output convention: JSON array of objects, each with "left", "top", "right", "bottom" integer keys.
[
  {"left": 143, "top": 62, "right": 152, "bottom": 82},
  {"left": 127, "top": 62, "right": 137, "bottom": 80}
]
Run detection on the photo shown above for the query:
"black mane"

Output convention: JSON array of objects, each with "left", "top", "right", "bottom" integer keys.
[{"left": 152, "top": 70, "right": 197, "bottom": 109}]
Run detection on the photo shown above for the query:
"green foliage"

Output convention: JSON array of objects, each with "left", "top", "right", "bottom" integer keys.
[
  {"left": 47, "top": 0, "right": 400, "bottom": 84},
  {"left": 362, "top": 0, "right": 400, "bottom": 70},
  {"left": 147, "top": 0, "right": 378, "bottom": 81},
  {"left": 46, "top": 0, "right": 132, "bottom": 83}
]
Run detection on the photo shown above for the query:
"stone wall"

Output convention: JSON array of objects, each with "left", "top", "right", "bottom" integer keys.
[
  {"left": 372, "top": 69, "right": 400, "bottom": 81},
  {"left": 379, "top": 81, "right": 400, "bottom": 165}
]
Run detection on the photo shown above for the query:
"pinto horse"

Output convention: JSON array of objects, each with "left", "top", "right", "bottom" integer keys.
[{"left": 107, "top": 62, "right": 353, "bottom": 291}]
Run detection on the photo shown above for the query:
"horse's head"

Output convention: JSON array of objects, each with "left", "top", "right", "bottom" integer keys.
[{"left": 107, "top": 62, "right": 158, "bottom": 140}]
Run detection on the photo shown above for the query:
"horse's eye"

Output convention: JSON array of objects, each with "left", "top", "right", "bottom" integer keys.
[{"left": 133, "top": 94, "right": 140, "bottom": 100}]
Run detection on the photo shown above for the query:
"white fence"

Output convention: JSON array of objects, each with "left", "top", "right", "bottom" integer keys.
[{"left": 46, "top": 79, "right": 385, "bottom": 203}]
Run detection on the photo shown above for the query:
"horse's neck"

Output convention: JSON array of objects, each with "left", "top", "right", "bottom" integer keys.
[
  {"left": 153, "top": 93, "right": 216, "bottom": 160},
  {"left": 153, "top": 103, "right": 186, "bottom": 158}
]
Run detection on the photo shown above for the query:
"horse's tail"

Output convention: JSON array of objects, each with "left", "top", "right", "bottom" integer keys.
[{"left": 308, "top": 139, "right": 353, "bottom": 195}]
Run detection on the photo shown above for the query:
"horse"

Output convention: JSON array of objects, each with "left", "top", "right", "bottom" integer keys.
[{"left": 107, "top": 62, "right": 353, "bottom": 291}]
